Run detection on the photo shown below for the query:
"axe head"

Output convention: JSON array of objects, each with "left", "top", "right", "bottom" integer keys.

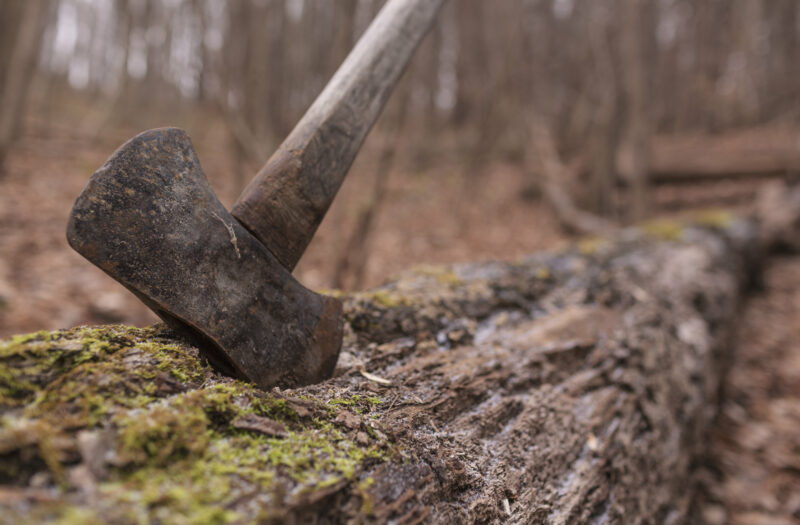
[{"left": 67, "top": 128, "right": 342, "bottom": 389}]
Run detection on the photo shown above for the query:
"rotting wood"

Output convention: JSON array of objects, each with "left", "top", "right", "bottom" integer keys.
[
  {"left": 327, "top": 216, "right": 758, "bottom": 523},
  {"left": 0, "top": 211, "right": 772, "bottom": 523}
]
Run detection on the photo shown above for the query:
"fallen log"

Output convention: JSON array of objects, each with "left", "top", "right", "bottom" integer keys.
[
  {"left": 644, "top": 127, "right": 800, "bottom": 184},
  {"left": 653, "top": 179, "right": 766, "bottom": 210},
  {"left": 0, "top": 211, "right": 768, "bottom": 523}
]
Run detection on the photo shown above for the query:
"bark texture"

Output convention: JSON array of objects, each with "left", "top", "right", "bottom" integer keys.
[
  {"left": 0, "top": 214, "right": 760, "bottom": 523},
  {"left": 328, "top": 215, "right": 756, "bottom": 523}
]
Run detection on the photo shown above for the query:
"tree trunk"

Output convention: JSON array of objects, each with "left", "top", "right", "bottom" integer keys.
[
  {"left": 0, "top": 213, "right": 766, "bottom": 523},
  {"left": 0, "top": 0, "right": 51, "bottom": 174},
  {"left": 619, "top": 0, "right": 652, "bottom": 222}
]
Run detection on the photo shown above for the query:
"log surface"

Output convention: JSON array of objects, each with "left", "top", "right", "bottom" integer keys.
[
  {"left": 0, "top": 215, "right": 759, "bottom": 523},
  {"left": 324, "top": 217, "right": 756, "bottom": 523}
]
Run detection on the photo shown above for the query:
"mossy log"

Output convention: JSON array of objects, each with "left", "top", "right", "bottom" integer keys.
[{"left": 0, "top": 212, "right": 761, "bottom": 523}]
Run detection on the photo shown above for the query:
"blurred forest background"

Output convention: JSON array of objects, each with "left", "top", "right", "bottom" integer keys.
[{"left": 0, "top": 0, "right": 799, "bottom": 336}]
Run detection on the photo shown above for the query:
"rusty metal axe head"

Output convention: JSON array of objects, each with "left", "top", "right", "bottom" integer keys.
[{"left": 67, "top": 128, "right": 342, "bottom": 388}]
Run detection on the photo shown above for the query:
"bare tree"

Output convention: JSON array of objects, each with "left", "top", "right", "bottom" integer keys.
[
  {"left": 525, "top": 118, "right": 615, "bottom": 235},
  {"left": 10, "top": 0, "right": 800, "bottom": 217},
  {"left": 0, "top": 0, "right": 52, "bottom": 174},
  {"left": 619, "top": 0, "right": 652, "bottom": 222}
]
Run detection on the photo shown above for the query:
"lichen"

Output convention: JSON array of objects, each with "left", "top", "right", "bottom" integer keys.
[
  {"left": 640, "top": 219, "right": 685, "bottom": 241},
  {"left": 317, "top": 288, "right": 345, "bottom": 299},
  {"left": 690, "top": 209, "right": 734, "bottom": 229},
  {"left": 353, "top": 289, "right": 410, "bottom": 308},
  {"left": 640, "top": 211, "right": 735, "bottom": 240},
  {"left": 576, "top": 236, "right": 610, "bottom": 255},
  {"left": 0, "top": 325, "right": 392, "bottom": 523},
  {"left": 410, "top": 264, "right": 464, "bottom": 287}
]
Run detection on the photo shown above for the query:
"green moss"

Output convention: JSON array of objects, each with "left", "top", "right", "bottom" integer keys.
[
  {"left": 11, "top": 330, "right": 209, "bottom": 429},
  {"left": 0, "top": 326, "right": 393, "bottom": 523},
  {"left": 640, "top": 219, "right": 685, "bottom": 241},
  {"left": 690, "top": 209, "right": 734, "bottom": 229},
  {"left": 329, "top": 397, "right": 356, "bottom": 407},
  {"left": 317, "top": 288, "right": 345, "bottom": 299},
  {"left": 96, "top": 411, "right": 386, "bottom": 522},
  {"left": 265, "top": 420, "right": 384, "bottom": 483},
  {"left": 329, "top": 394, "right": 382, "bottom": 415},
  {"left": 0, "top": 325, "right": 178, "bottom": 408},
  {"left": 0, "top": 365, "right": 35, "bottom": 403},
  {"left": 99, "top": 457, "right": 244, "bottom": 524},
  {"left": 411, "top": 264, "right": 464, "bottom": 286},
  {"left": 358, "top": 476, "right": 376, "bottom": 514},
  {"left": 355, "top": 289, "right": 410, "bottom": 308},
  {"left": 114, "top": 399, "right": 212, "bottom": 467},
  {"left": 52, "top": 507, "right": 105, "bottom": 525},
  {"left": 576, "top": 236, "right": 609, "bottom": 255},
  {"left": 251, "top": 396, "right": 301, "bottom": 422}
]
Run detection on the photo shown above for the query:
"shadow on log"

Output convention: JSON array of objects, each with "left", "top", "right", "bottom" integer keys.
[{"left": 0, "top": 210, "right": 780, "bottom": 523}]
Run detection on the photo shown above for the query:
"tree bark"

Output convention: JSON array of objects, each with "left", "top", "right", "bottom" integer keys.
[
  {"left": 325, "top": 216, "right": 756, "bottom": 523},
  {"left": 0, "top": 213, "right": 765, "bottom": 523},
  {"left": 619, "top": 0, "right": 652, "bottom": 222},
  {"left": 0, "top": 0, "right": 51, "bottom": 174}
]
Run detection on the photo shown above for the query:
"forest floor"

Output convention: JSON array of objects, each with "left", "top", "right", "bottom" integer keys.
[
  {"left": 1, "top": 108, "right": 800, "bottom": 522},
  {"left": 693, "top": 255, "right": 800, "bottom": 524}
]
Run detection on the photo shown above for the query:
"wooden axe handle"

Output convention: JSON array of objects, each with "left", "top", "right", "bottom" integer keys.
[{"left": 231, "top": 0, "right": 446, "bottom": 271}]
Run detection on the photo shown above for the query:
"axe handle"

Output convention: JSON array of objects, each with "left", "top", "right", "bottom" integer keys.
[{"left": 231, "top": 0, "right": 446, "bottom": 271}]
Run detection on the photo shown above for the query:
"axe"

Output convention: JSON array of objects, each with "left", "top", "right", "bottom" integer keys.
[{"left": 66, "top": 0, "right": 445, "bottom": 389}]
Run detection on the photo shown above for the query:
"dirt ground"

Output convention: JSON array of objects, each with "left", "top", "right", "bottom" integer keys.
[{"left": 693, "top": 255, "right": 800, "bottom": 524}]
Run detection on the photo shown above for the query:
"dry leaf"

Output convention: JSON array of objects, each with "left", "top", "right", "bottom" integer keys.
[{"left": 359, "top": 368, "right": 392, "bottom": 385}]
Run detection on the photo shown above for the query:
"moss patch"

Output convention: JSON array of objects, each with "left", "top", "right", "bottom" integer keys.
[
  {"left": 353, "top": 289, "right": 411, "bottom": 309},
  {"left": 639, "top": 218, "right": 685, "bottom": 241},
  {"left": 410, "top": 264, "right": 464, "bottom": 287},
  {"left": 690, "top": 209, "right": 735, "bottom": 229},
  {"left": 0, "top": 325, "right": 392, "bottom": 523},
  {"left": 329, "top": 394, "right": 382, "bottom": 415},
  {"left": 576, "top": 236, "right": 610, "bottom": 255}
]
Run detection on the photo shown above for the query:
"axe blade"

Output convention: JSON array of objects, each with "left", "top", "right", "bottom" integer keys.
[{"left": 67, "top": 128, "right": 342, "bottom": 389}]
